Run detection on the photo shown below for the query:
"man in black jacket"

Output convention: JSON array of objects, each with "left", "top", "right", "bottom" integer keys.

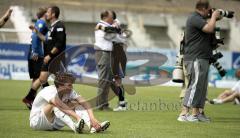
[{"left": 23, "top": 6, "right": 66, "bottom": 109}]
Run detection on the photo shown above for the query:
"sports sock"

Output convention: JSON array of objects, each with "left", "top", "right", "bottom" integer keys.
[
  {"left": 25, "top": 88, "right": 37, "bottom": 101},
  {"left": 53, "top": 107, "right": 76, "bottom": 132},
  {"left": 118, "top": 86, "right": 125, "bottom": 102},
  {"left": 216, "top": 99, "right": 223, "bottom": 104},
  {"left": 75, "top": 106, "right": 91, "bottom": 129}
]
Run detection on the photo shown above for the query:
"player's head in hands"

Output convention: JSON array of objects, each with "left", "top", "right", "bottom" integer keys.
[{"left": 54, "top": 72, "right": 76, "bottom": 94}]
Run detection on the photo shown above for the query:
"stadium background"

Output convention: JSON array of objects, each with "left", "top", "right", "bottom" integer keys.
[{"left": 0, "top": 1, "right": 240, "bottom": 138}]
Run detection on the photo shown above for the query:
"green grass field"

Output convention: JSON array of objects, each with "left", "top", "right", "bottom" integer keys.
[{"left": 0, "top": 80, "right": 240, "bottom": 138}]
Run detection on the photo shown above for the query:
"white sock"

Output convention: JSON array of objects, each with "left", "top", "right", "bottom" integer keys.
[
  {"left": 216, "top": 99, "right": 223, "bottom": 104},
  {"left": 52, "top": 118, "right": 65, "bottom": 130},
  {"left": 75, "top": 106, "right": 91, "bottom": 129},
  {"left": 235, "top": 98, "right": 240, "bottom": 105},
  {"left": 53, "top": 107, "right": 76, "bottom": 132},
  {"left": 213, "top": 99, "right": 218, "bottom": 102}
]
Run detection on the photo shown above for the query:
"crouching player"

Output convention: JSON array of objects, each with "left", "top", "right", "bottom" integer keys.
[
  {"left": 210, "top": 80, "right": 240, "bottom": 105},
  {"left": 29, "top": 72, "right": 110, "bottom": 133}
]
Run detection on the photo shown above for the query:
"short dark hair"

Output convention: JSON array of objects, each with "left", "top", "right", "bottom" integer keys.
[
  {"left": 195, "top": 0, "right": 210, "bottom": 10},
  {"left": 49, "top": 6, "right": 60, "bottom": 18},
  {"left": 100, "top": 10, "right": 111, "bottom": 20},
  {"left": 36, "top": 7, "right": 47, "bottom": 19},
  {"left": 54, "top": 72, "right": 76, "bottom": 88}
]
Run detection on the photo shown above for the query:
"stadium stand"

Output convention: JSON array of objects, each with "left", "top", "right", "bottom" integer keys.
[{"left": 0, "top": 0, "right": 239, "bottom": 51}]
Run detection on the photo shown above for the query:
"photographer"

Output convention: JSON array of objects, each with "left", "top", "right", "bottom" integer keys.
[{"left": 177, "top": 0, "right": 222, "bottom": 122}]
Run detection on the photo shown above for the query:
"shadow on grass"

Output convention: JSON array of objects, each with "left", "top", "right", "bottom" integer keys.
[{"left": 54, "top": 129, "right": 112, "bottom": 135}]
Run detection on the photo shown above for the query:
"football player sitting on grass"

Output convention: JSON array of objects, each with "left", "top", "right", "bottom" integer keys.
[
  {"left": 29, "top": 72, "right": 110, "bottom": 133},
  {"left": 210, "top": 80, "right": 240, "bottom": 105}
]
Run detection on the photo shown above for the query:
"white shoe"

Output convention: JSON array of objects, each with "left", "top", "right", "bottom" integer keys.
[
  {"left": 210, "top": 99, "right": 223, "bottom": 104},
  {"left": 90, "top": 121, "right": 110, "bottom": 133},
  {"left": 75, "top": 119, "right": 85, "bottom": 133},
  {"left": 197, "top": 113, "right": 211, "bottom": 122},
  {"left": 177, "top": 114, "right": 189, "bottom": 122},
  {"left": 113, "top": 106, "right": 127, "bottom": 111},
  {"left": 187, "top": 115, "right": 199, "bottom": 122},
  {"left": 90, "top": 127, "right": 97, "bottom": 133},
  {"left": 215, "top": 99, "right": 223, "bottom": 104},
  {"left": 212, "top": 99, "right": 218, "bottom": 102}
]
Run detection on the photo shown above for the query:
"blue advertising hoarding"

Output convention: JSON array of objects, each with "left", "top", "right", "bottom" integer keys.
[{"left": 0, "top": 42, "right": 239, "bottom": 87}]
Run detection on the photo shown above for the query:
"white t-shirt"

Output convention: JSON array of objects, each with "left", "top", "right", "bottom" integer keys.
[
  {"left": 231, "top": 80, "right": 240, "bottom": 94},
  {"left": 94, "top": 20, "right": 126, "bottom": 51},
  {"left": 30, "top": 85, "right": 80, "bottom": 119},
  {"left": 94, "top": 20, "right": 113, "bottom": 51}
]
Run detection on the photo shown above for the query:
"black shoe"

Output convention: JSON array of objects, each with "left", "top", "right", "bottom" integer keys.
[
  {"left": 22, "top": 98, "right": 33, "bottom": 110},
  {"left": 75, "top": 119, "right": 85, "bottom": 133},
  {"left": 209, "top": 100, "right": 215, "bottom": 104}
]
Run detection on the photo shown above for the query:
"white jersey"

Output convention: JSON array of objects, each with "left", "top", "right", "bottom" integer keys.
[
  {"left": 231, "top": 80, "right": 240, "bottom": 93},
  {"left": 30, "top": 85, "right": 80, "bottom": 120}
]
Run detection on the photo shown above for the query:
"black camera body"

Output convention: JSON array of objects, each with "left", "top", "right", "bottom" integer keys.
[{"left": 211, "top": 27, "right": 224, "bottom": 50}]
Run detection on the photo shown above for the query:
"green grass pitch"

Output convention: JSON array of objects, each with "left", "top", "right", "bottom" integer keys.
[{"left": 0, "top": 80, "right": 239, "bottom": 138}]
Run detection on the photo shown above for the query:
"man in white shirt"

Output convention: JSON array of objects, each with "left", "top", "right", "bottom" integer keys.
[
  {"left": 30, "top": 72, "right": 110, "bottom": 133},
  {"left": 210, "top": 80, "right": 240, "bottom": 104},
  {"left": 94, "top": 10, "right": 126, "bottom": 110}
]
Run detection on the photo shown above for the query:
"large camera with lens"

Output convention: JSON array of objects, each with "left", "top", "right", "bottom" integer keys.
[
  {"left": 172, "top": 54, "right": 184, "bottom": 83},
  {"left": 209, "top": 52, "right": 227, "bottom": 77},
  {"left": 172, "top": 35, "right": 185, "bottom": 83},
  {"left": 208, "top": 8, "right": 235, "bottom": 19},
  {"left": 210, "top": 27, "right": 227, "bottom": 77}
]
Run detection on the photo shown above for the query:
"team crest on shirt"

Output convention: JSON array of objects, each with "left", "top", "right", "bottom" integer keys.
[{"left": 38, "top": 23, "right": 43, "bottom": 28}]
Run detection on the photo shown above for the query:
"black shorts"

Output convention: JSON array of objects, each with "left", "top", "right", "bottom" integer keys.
[
  {"left": 112, "top": 44, "right": 127, "bottom": 77},
  {"left": 28, "top": 58, "right": 44, "bottom": 79},
  {"left": 41, "top": 55, "right": 65, "bottom": 74}
]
